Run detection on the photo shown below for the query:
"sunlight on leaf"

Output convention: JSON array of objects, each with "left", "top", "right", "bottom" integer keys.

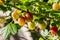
[{"left": 39, "top": 37, "right": 44, "bottom": 40}]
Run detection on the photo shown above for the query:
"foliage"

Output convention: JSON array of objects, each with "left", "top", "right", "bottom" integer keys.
[
  {"left": 0, "top": 23, "right": 19, "bottom": 40},
  {"left": 0, "top": 0, "right": 60, "bottom": 40}
]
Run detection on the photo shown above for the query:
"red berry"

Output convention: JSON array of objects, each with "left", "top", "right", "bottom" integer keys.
[
  {"left": 50, "top": 26, "right": 58, "bottom": 35},
  {"left": 25, "top": 12, "right": 33, "bottom": 22}
]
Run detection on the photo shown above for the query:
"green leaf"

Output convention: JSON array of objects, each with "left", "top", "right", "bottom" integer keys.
[
  {"left": 48, "top": 0, "right": 59, "bottom": 4},
  {"left": 0, "top": 6, "right": 7, "bottom": 12},
  {"left": 48, "top": 35, "right": 53, "bottom": 40},
  {"left": 0, "top": 27, "right": 10, "bottom": 40},
  {"left": 39, "top": 0, "right": 43, "bottom": 2},
  {"left": 6, "top": 23, "right": 18, "bottom": 35},
  {"left": 48, "top": 0, "right": 54, "bottom": 4},
  {"left": 39, "top": 37, "right": 44, "bottom": 40},
  {"left": 7, "top": 24, "right": 14, "bottom": 35},
  {"left": 19, "top": 0, "right": 28, "bottom": 4},
  {"left": 0, "top": 23, "right": 18, "bottom": 40},
  {"left": 33, "top": 15, "right": 39, "bottom": 22},
  {"left": 3, "top": 28, "right": 10, "bottom": 40},
  {"left": 10, "top": 24, "right": 18, "bottom": 35},
  {"left": 0, "top": 27, "right": 6, "bottom": 34}
]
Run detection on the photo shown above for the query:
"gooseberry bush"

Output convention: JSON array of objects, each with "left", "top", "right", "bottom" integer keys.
[{"left": 0, "top": 0, "right": 60, "bottom": 40}]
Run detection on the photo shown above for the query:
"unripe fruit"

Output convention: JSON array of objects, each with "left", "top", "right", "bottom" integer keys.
[
  {"left": 18, "top": 17, "right": 25, "bottom": 26},
  {"left": 50, "top": 26, "right": 58, "bottom": 35},
  {"left": 28, "top": 22, "right": 35, "bottom": 30},
  {"left": 25, "top": 12, "right": 33, "bottom": 22},
  {"left": 52, "top": 3, "right": 59, "bottom": 10},
  {"left": 39, "top": 23, "right": 46, "bottom": 30},
  {"left": 12, "top": 11, "right": 19, "bottom": 19}
]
